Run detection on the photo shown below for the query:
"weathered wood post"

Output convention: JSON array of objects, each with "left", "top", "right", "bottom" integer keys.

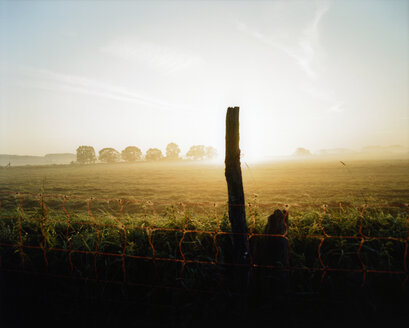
[{"left": 225, "top": 107, "right": 250, "bottom": 281}]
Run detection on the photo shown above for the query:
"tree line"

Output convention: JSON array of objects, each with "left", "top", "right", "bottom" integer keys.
[{"left": 76, "top": 143, "right": 218, "bottom": 164}]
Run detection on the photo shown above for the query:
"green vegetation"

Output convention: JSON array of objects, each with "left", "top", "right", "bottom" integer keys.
[
  {"left": 73, "top": 143, "right": 218, "bottom": 164},
  {"left": 0, "top": 198, "right": 407, "bottom": 283},
  {"left": 0, "top": 158, "right": 408, "bottom": 205},
  {"left": 0, "top": 159, "right": 408, "bottom": 325},
  {"left": 0, "top": 159, "right": 407, "bottom": 282}
]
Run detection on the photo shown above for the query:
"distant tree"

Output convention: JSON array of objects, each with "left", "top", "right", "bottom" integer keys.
[
  {"left": 121, "top": 146, "right": 142, "bottom": 162},
  {"left": 186, "top": 145, "right": 206, "bottom": 160},
  {"left": 145, "top": 148, "right": 163, "bottom": 161},
  {"left": 166, "top": 142, "right": 181, "bottom": 160},
  {"left": 76, "top": 146, "right": 96, "bottom": 164},
  {"left": 99, "top": 148, "right": 120, "bottom": 163},
  {"left": 205, "top": 146, "right": 218, "bottom": 160},
  {"left": 294, "top": 147, "right": 312, "bottom": 157}
]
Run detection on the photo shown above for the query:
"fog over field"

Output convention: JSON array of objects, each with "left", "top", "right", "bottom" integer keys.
[
  {"left": 0, "top": 1, "right": 408, "bottom": 326},
  {"left": 1, "top": 0, "right": 408, "bottom": 162},
  {"left": 1, "top": 158, "right": 408, "bottom": 206}
]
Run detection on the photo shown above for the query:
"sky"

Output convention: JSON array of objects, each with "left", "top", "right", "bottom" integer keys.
[{"left": 0, "top": 0, "right": 408, "bottom": 162}]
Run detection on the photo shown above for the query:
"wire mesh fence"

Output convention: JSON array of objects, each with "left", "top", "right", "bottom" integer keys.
[{"left": 0, "top": 190, "right": 408, "bottom": 295}]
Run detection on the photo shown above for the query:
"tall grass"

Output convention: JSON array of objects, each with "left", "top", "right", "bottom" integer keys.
[{"left": 0, "top": 196, "right": 407, "bottom": 293}]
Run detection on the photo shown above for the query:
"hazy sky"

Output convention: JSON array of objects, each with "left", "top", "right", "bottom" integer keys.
[{"left": 1, "top": 0, "right": 408, "bottom": 161}]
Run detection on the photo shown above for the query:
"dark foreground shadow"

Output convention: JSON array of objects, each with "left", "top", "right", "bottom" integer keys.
[{"left": 1, "top": 270, "right": 408, "bottom": 328}]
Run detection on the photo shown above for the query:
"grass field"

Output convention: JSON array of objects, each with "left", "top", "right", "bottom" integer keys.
[
  {"left": 1, "top": 158, "right": 408, "bottom": 205},
  {"left": 0, "top": 158, "right": 408, "bottom": 327}
]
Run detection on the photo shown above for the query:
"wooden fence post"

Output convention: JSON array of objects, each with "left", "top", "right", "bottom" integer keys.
[{"left": 225, "top": 107, "right": 249, "bottom": 271}]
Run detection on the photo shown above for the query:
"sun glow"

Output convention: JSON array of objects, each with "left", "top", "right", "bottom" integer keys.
[{"left": 0, "top": 1, "right": 408, "bottom": 158}]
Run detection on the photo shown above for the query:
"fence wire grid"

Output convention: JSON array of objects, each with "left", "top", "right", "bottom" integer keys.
[{"left": 0, "top": 190, "right": 408, "bottom": 295}]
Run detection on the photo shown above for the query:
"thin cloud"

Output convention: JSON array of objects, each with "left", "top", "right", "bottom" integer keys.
[
  {"left": 17, "top": 67, "right": 194, "bottom": 112},
  {"left": 100, "top": 37, "right": 203, "bottom": 74},
  {"left": 328, "top": 102, "right": 345, "bottom": 113},
  {"left": 302, "top": 84, "right": 346, "bottom": 113},
  {"left": 307, "top": 91, "right": 347, "bottom": 114},
  {"left": 237, "top": 0, "right": 329, "bottom": 80},
  {"left": 236, "top": 1, "right": 342, "bottom": 113}
]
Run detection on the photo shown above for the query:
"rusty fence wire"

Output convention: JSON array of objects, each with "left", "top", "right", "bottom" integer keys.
[{"left": 0, "top": 190, "right": 408, "bottom": 295}]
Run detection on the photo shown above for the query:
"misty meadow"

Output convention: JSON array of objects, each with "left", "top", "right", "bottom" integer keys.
[{"left": 1, "top": 0, "right": 408, "bottom": 327}]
